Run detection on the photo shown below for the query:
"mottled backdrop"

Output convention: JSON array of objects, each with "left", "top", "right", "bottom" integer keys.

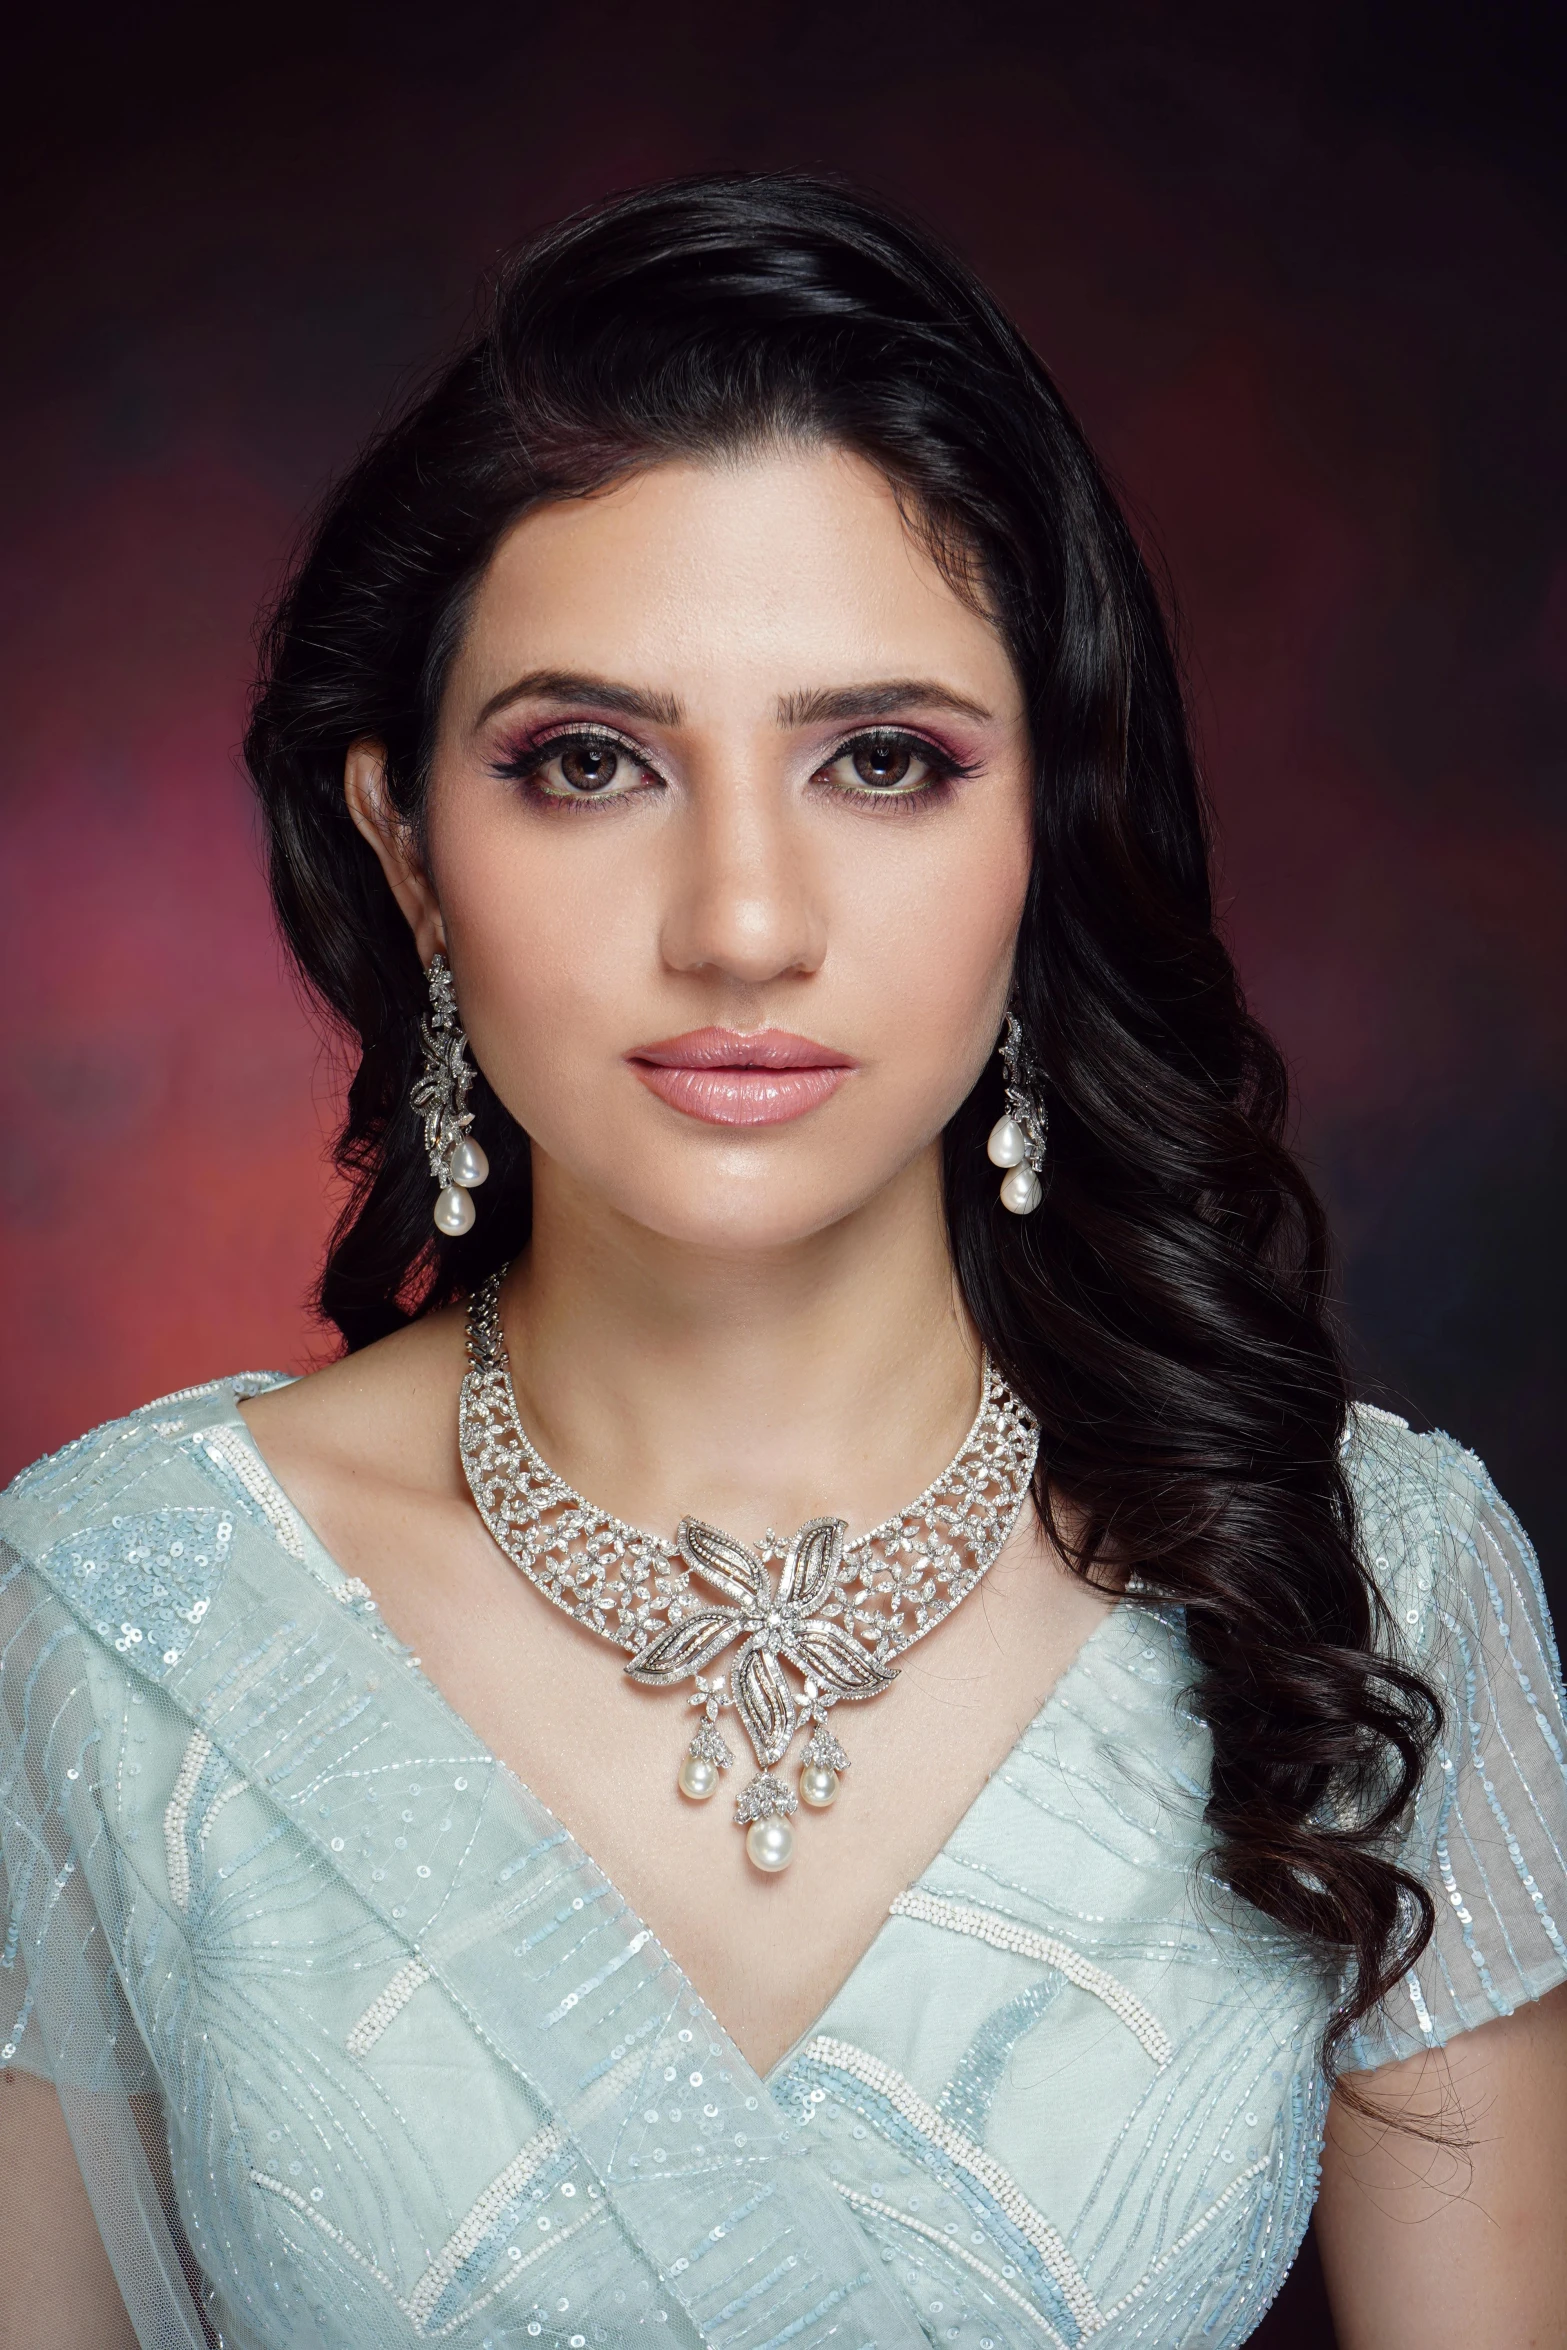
[
  {"left": 4, "top": 7, "right": 1562, "bottom": 1546},
  {"left": 3, "top": 8, "right": 1562, "bottom": 2337}
]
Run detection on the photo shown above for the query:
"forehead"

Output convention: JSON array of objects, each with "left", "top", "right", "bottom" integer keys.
[{"left": 451, "top": 446, "right": 1020, "bottom": 715}]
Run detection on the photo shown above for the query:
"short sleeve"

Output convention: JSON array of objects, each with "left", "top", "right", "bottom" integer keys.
[
  {"left": 0, "top": 1532, "right": 211, "bottom": 2347},
  {"left": 0, "top": 1538, "right": 147, "bottom": 2090},
  {"left": 1342, "top": 1410, "right": 1567, "bottom": 2070}
]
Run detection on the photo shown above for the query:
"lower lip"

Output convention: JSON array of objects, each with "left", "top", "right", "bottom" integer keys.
[{"left": 630, "top": 1062, "right": 852, "bottom": 1126}]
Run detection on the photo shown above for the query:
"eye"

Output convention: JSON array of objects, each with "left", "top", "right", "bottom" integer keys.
[
  {"left": 811, "top": 728, "right": 969, "bottom": 802},
  {"left": 557, "top": 739, "right": 622, "bottom": 792},
  {"left": 492, "top": 725, "right": 657, "bottom": 804}
]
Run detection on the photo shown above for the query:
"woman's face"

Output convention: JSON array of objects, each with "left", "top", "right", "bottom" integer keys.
[{"left": 354, "top": 445, "right": 1033, "bottom": 1254}]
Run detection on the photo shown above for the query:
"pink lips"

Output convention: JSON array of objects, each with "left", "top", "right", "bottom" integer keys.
[{"left": 628, "top": 1027, "right": 857, "bottom": 1126}]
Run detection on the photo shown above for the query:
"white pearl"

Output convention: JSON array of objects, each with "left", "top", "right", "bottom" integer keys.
[
  {"left": 678, "top": 1753, "right": 719, "bottom": 1801},
  {"left": 799, "top": 1764, "right": 838, "bottom": 1809},
  {"left": 987, "top": 1114, "right": 1027, "bottom": 1168},
  {"left": 449, "top": 1137, "right": 489, "bottom": 1189},
  {"left": 999, "top": 1164, "right": 1042, "bottom": 1216},
  {"left": 745, "top": 1816, "right": 794, "bottom": 1872},
  {"left": 434, "top": 1184, "right": 476, "bottom": 1236}
]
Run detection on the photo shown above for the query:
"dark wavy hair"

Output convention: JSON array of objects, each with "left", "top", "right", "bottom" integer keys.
[{"left": 245, "top": 171, "right": 1441, "bottom": 2082}]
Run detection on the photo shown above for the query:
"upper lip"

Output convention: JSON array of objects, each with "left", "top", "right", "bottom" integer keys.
[{"left": 629, "top": 1027, "right": 856, "bottom": 1070}]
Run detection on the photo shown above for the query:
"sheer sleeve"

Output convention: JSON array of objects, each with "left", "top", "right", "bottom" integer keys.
[
  {"left": 1342, "top": 1411, "right": 1567, "bottom": 2072},
  {"left": 0, "top": 1536, "right": 212, "bottom": 2347}
]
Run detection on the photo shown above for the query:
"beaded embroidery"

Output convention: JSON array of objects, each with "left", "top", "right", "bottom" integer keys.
[
  {"left": 890, "top": 1889, "right": 1172, "bottom": 2069},
  {"left": 781, "top": 2036, "right": 1100, "bottom": 2335},
  {"left": 45, "top": 1507, "right": 232, "bottom": 1674},
  {"left": 346, "top": 1958, "right": 434, "bottom": 2057},
  {"left": 197, "top": 1423, "right": 308, "bottom": 1560},
  {"left": 4, "top": 1393, "right": 1566, "bottom": 2350},
  {"left": 404, "top": 2125, "right": 572, "bottom": 2331},
  {"left": 162, "top": 1729, "right": 214, "bottom": 1911}
]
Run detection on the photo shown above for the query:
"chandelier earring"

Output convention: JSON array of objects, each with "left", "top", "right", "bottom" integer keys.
[
  {"left": 410, "top": 952, "right": 489, "bottom": 1236},
  {"left": 987, "top": 1013, "right": 1048, "bottom": 1215}
]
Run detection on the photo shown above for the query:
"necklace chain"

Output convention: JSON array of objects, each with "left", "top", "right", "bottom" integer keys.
[{"left": 458, "top": 1269, "right": 1040, "bottom": 1870}]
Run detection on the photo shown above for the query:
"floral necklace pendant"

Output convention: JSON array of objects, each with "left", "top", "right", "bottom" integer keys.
[{"left": 458, "top": 1270, "right": 1040, "bottom": 1872}]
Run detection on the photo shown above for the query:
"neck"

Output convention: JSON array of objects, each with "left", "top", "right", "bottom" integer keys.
[{"left": 500, "top": 1144, "right": 980, "bottom": 1539}]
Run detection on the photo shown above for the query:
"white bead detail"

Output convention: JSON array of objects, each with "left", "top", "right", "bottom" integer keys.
[
  {"left": 201, "top": 1425, "right": 307, "bottom": 1558},
  {"left": 832, "top": 2182, "right": 1063, "bottom": 2340},
  {"left": 1096, "top": 2158, "right": 1270, "bottom": 2325},
  {"left": 252, "top": 2127, "right": 587, "bottom": 2334},
  {"left": 986, "top": 1115, "right": 1027, "bottom": 1168},
  {"left": 434, "top": 1185, "right": 476, "bottom": 1236},
  {"left": 163, "top": 1729, "right": 213, "bottom": 1912},
  {"left": 798, "top": 2035, "right": 1101, "bottom": 2332},
  {"left": 346, "top": 1958, "right": 433, "bottom": 2057},
  {"left": 404, "top": 2126, "right": 569, "bottom": 2329},
  {"left": 999, "top": 1164, "right": 1042, "bottom": 1216},
  {"left": 449, "top": 1137, "right": 489, "bottom": 1189},
  {"left": 799, "top": 1763, "right": 838, "bottom": 1809},
  {"left": 248, "top": 2172, "right": 408, "bottom": 2310},
  {"left": 678, "top": 1753, "right": 720, "bottom": 1801},
  {"left": 746, "top": 1816, "right": 794, "bottom": 1871},
  {"left": 890, "top": 1888, "right": 1172, "bottom": 2068},
  {"left": 197, "top": 1778, "right": 246, "bottom": 1849}
]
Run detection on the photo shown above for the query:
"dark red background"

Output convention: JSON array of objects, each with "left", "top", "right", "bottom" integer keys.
[{"left": 3, "top": 11, "right": 1562, "bottom": 2333}]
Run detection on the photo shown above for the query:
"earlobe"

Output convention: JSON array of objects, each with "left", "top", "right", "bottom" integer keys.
[{"left": 344, "top": 741, "right": 446, "bottom": 963}]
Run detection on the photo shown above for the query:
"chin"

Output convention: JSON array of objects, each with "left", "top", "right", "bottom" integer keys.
[{"left": 587, "top": 1161, "right": 920, "bottom": 1254}]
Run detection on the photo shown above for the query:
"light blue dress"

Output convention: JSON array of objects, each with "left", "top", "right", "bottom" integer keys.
[{"left": 2, "top": 1380, "right": 1564, "bottom": 2350}]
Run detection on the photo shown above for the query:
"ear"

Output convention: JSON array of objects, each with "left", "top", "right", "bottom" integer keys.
[{"left": 345, "top": 742, "right": 446, "bottom": 965}]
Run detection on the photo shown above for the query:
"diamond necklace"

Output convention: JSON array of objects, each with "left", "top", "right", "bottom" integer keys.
[{"left": 458, "top": 1269, "right": 1041, "bottom": 1873}]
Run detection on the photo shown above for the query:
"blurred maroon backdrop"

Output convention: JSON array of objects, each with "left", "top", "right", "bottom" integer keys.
[
  {"left": 4, "top": 6, "right": 1563, "bottom": 2337},
  {"left": 7, "top": 4, "right": 1564, "bottom": 1516}
]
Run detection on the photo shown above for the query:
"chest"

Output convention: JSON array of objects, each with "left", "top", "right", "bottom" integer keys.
[
  {"left": 301, "top": 1472, "right": 1116, "bottom": 2076},
  {"left": 102, "top": 1578, "right": 1331, "bottom": 2350}
]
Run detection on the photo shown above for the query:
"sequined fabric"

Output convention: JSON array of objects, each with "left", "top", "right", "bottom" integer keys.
[{"left": 2, "top": 1386, "right": 1563, "bottom": 2349}]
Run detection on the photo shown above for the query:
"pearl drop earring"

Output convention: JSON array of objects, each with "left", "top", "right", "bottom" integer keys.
[
  {"left": 987, "top": 1013, "right": 1047, "bottom": 1215},
  {"left": 410, "top": 953, "right": 489, "bottom": 1235}
]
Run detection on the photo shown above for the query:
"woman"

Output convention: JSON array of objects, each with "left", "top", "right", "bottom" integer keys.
[{"left": 2, "top": 174, "right": 1563, "bottom": 2350}]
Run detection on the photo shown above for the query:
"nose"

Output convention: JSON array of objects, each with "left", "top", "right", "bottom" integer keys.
[{"left": 658, "top": 767, "right": 826, "bottom": 987}]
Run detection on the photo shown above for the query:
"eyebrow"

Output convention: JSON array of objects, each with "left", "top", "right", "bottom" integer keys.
[
  {"left": 474, "top": 669, "right": 996, "bottom": 733},
  {"left": 474, "top": 670, "right": 685, "bottom": 729},
  {"left": 776, "top": 681, "right": 995, "bottom": 726}
]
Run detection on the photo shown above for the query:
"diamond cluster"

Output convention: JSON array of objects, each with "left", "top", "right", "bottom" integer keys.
[{"left": 458, "top": 1270, "right": 1040, "bottom": 1855}]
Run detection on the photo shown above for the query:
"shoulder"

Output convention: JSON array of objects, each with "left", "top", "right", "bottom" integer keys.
[
  {"left": 1339, "top": 1409, "right": 1567, "bottom": 2066},
  {"left": 235, "top": 1306, "right": 467, "bottom": 1489},
  {"left": 0, "top": 1375, "right": 307, "bottom": 1667},
  {"left": 1342, "top": 1401, "right": 1555, "bottom": 1683}
]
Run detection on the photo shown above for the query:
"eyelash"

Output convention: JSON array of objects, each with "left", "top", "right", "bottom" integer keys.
[
  {"left": 811, "top": 728, "right": 979, "bottom": 812},
  {"left": 488, "top": 722, "right": 979, "bottom": 813},
  {"left": 490, "top": 724, "right": 660, "bottom": 812}
]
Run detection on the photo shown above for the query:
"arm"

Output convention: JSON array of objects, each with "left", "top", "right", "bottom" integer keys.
[
  {"left": 0, "top": 2067, "right": 140, "bottom": 2349},
  {"left": 1315, "top": 1979, "right": 1567, "bottom": 2350}
]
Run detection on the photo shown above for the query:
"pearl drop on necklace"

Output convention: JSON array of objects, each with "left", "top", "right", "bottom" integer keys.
[
  {"left": 745, "top": 1816, "right": 794, "bottom": 1872},
  {"left": 678, "top": 1752, "right": 720, "bottom": 1801},
  {"left": 458, "top": 1270, "right": 1040, "bottom": 1884}
]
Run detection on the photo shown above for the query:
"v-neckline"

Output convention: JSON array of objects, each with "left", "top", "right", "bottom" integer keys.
[{"left": 221, "top": 1382, "right": 1137, "bottom": 2083}]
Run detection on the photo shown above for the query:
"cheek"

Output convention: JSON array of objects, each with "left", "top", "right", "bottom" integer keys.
[
  {"left": 422, "top": 756, "right": 1033, "bottom": 1208},
  {"left": 423, "top": 797, "right": 651, "bottom": 1105},
  {"left": 843, "top": 814, "right": 1032, "bottom": 1065}
]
